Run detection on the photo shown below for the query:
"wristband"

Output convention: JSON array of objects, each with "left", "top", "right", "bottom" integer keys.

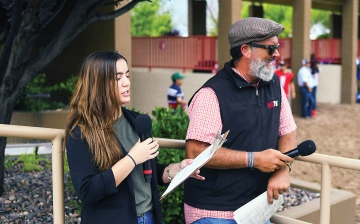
[
  {"left": 167, "top": 163, "right": 174, "bottom": 181},
  {"left": 247, "top": 152, "right": 254, "bottom": 168},
  {"left": 127, "top": 154, "right": 136, "bottom": 167}
]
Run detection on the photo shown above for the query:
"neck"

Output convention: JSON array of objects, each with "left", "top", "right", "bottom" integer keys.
[{"left": 234, "top": 58, "right": 258, "bottom": 83}]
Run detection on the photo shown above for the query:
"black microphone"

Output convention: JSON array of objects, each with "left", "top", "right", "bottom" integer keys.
[
  {"left": 134, "top": 114, "right": 153, "bottom": 183},
  {"left": 284, "top": 140, "right": 316, "bottom": 158}
]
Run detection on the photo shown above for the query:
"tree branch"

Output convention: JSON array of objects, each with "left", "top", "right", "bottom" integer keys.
[
  {"left": 39, "top": 0, "right": 66, "bottom": 30},
  {"left": 92, "top": 0, "right": 150, "bottom": 22},
  {"left": 0, "top": 0, "right": 24, "bottom": 84}
]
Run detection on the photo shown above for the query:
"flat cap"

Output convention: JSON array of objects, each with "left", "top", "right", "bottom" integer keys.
[{"left": 228, "top": 17, "right": 284, "bottom": 48}]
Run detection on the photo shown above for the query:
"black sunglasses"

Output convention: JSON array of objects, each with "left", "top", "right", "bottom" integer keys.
[{"left": 248, "top": 43, "right": 280, "bottom": 56}]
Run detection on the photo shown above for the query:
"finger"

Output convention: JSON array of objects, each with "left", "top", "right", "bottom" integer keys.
[
  {"left": 278, "top": 190, "right": 284, "bottom": 195},
  {"left": 143, "top": 138, "right": 153, "bottom": 145},
  {"left": 279, "top": 154, "right": 294, "bottom": 163},
  {"left": 149, "top": 150, "right": 159, "bottom": 159},
  {"left": 273, "top": 189, "right": 279, "bottom": 200},
  {"left": 267, "top": 188, "right": 273, "bottom": 204}
]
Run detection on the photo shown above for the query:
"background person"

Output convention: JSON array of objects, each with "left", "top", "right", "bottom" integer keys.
[
  {"left": 274, "top": 60, "right": 296, "bottom": 102},
  {"left": 297, "top": 59, "right": 315, "bottom": 118},
  {"left": 310, "top": 54, "right": 319, "bottom": 116},
  {"left": 65, "top": 52, "right": 203, "bottom": 224},
  {"left": 167, "top": 72, "right": 186, "bottom": 110},
  {"left": 183, "top": 17, "right": 296, "bottom": 224}
]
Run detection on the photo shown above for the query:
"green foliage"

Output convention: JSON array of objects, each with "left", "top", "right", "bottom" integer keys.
[
  {"left": 240, "top": 3, "right": 330, "bottom": 39},
  {"left": 15, "top": 73, "right": 78, "bottom": 111},
  {"left": 14, "top": 151, "right": 50, "bottom": 172},
  {"left": 4, "top": 156, "right": 13, "bottom": 169},
  {"left": 131, "top": 0, "right": 173, "bottom": 36},
  {"left": 151, "top": 106, "right": 189, "bottom": 224}
]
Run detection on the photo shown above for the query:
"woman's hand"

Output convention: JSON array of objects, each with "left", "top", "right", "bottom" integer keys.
[
  {"left": 128, "top": 138, "right": 159, "bottom": 165},
  {"left": 179, "top": 159, "right": 205, "bottom": 180}
]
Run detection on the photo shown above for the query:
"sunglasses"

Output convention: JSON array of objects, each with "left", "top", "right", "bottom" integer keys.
[{"left": 248, "top": 43, "right": 280, "bottom": 56}]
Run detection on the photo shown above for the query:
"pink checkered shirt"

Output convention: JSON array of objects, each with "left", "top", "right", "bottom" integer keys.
[{"left": 184, "top": 68, "right": 297, "bottom": 224}]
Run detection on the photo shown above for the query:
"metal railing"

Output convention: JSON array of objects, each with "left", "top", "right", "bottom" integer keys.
[
  {"left": 131, "top": 37, "right": 347, "bottom": 71},
  {"left": 1, "top": 125, "right": 360, "bottom": 223},
  {"left": 0, "top": 124, "right": 65, "bottom": 224}
]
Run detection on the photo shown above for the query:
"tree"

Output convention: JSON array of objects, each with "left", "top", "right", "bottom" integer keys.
[
  {"left": 0, "top": 0, "right": 151, "bottom": 195},
  {"left": 131, "top": 0, "right": 172, "bottom": 36}
]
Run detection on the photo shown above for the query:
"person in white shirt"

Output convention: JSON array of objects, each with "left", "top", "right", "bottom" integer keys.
[{"left": 297, "top": 59, "right": 315, "bottom": 118}]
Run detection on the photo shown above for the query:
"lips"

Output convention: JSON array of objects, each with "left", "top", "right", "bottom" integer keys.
[{"left": 121, "top": 90, "right": 130, "bottom": 95}]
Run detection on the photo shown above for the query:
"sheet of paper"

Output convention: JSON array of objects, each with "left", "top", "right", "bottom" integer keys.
[
  {"left": 233, "top": 191, "right": 284, "bottom": 224},
  {"left": 160, "top": 131, "right": 229, "bottom": 200}
]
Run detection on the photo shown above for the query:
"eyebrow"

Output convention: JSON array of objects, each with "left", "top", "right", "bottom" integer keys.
[{"left": 116, "top": 70, "right": 130, "bottom": 75}]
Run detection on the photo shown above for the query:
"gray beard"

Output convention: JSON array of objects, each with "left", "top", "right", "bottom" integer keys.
[{"left": 249, "top": 58, "right": 275, "bottom": 82}]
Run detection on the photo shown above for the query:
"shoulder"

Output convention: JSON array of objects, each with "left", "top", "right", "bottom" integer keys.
[{"left": 122, "top": 107, "right": 140, "bottom": 119}]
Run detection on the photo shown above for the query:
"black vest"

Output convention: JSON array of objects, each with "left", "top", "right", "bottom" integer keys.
[{"left": 184, "top": 61, "right": 282, "bottom": 211}]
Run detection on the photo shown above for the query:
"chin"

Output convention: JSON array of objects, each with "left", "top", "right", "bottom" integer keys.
[{"left": 120, "top": 98, "right": 131, "bottom": 105}]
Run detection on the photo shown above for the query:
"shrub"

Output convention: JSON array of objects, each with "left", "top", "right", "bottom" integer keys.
[{"left": 152, "top": 106, "right": 189, "bottom": 224}]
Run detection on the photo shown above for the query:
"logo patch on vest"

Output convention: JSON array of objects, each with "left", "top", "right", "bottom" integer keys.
[{"left": 267, "top": 100, "right": 278, "bottom": 109}]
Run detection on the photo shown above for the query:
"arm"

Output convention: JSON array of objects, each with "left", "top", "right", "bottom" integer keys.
[
  {"left": 66, "top": 129, "right": 118, "bottom": 205},
  {"left": 267, "top": 89, "right": 297, "bottom": 203},
  {"left": 66, "top": 129, "right": 159, "bottom": 205},
  {"left": 290, "top": 81, "right": 296, "bottom": 99}
]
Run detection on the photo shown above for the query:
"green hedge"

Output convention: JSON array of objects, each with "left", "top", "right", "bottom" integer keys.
[{"left": 152, "top": 106, "right": 188, "bottom": 223}]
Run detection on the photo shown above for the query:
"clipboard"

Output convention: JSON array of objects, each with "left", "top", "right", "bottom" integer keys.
[{"left": 160, "top": 130, "right": 229, "bottom": 200}]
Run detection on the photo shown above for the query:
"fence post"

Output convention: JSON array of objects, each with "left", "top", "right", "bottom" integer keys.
[
  {"left": 320, "top": 162, "right": 331, "bottom": 224},
  {"left": 52, "top": 135, "right": 65, "bottom": 224}
]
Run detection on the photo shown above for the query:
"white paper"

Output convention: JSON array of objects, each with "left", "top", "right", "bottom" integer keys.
[
  {"left": 233, "top": 191, "right": 284, "bottom": 224},
  {"left": 160, "top": 131, "right": 228, "bottom": 200}
]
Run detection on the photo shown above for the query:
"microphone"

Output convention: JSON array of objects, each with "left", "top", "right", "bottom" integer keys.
[
  {"left": 134, "top": 114, "right": 153, "bottom": 183},
  {"left": 284, "top": 140, "right": 316, "bottom": 158}
]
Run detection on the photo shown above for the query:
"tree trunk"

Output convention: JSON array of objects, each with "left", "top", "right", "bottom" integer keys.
[{"left": 0, "top": 99, "right": 14, "bottom": 195}]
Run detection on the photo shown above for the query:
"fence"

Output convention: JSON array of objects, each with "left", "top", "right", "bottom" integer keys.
[
  {"left": 132, "top": 37, "right": 350, "bottom": 71},
  {"left": 1, "top": 124, "right": 360, "bottom": 223}
]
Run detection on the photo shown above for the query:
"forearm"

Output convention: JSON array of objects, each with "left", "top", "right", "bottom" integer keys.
[
  {"left": 186, "top": 140, "right": 247, "bottom": 169},
  {"left": 111, "top": 156, "right": 136, "bottom": 186}
]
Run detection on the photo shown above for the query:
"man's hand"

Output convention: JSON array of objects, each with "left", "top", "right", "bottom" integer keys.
[
  {"left": 254, "top": 149, "right": 293, "bottom": 173},
  {"left": 267, "top": 167, "right": 291, "bottom": 204}
]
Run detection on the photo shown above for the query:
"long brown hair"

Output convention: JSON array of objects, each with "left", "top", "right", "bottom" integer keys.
[{"left": 65, "top": 52, "right": 127, "bottom": 170}]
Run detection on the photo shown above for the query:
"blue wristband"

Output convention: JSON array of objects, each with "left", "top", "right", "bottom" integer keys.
[{"left": 127, "top": 154, "right": 136, "bottom": 167}]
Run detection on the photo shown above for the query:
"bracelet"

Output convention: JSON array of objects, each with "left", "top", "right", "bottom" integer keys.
[
  {"left": 247, "top": 152, "right": 254, "bottom": 168},
  {"left": 286, "top": 162, "right": 292, "bottom": 172},
  {"left": 127, "top": 154, "right": 136, "bottom": 167},
  {"left": 167, "top": 163, "right": 174, "bottom": 181}
]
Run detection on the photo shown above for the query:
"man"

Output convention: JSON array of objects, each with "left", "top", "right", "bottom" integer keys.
[
  {"left": 167, "top": 72, "right": 186, "bottom": 110},
  {"left": 184, "top": 17, "right": 296, "bottom": 224},
  {"left": 275, "top": 60, "right": 296, "bottom": 101},
  {"left": 297, "top": 59, "right": 314, "bottom": 118},
  {"left": 310, "top": 54, "right": 319, "bottom": 116}
]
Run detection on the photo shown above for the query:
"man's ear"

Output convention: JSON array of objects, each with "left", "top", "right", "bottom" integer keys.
[{"left": 241, "top": 45, "right": 252, "bottom": 59}]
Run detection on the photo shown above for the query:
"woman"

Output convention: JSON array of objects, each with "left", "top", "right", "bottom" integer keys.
[{"left": 65, "top": 52, "right": 203, "bottom": 224}]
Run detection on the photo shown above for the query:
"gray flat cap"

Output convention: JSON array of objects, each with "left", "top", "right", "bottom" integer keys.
[{"left": 228, "top": 17, "right": 284, "bottom": 48}]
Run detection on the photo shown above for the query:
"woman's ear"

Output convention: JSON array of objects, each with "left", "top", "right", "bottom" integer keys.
[{"left": 241, "top": 45, "right": 252, "bottom": 59}]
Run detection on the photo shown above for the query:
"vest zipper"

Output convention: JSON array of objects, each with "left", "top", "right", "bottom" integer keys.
[{"left": 256, "top": 85, "right": 266, "bottom": 149}]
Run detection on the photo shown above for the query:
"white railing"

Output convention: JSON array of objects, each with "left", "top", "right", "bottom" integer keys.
[{"left": 1, "top": 125, "right": 360, "bottom": 224}]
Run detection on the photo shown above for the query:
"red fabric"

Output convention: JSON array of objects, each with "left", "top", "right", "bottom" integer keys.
[{"left": 274, "top": 69, "right": 294, "bottom": 98}]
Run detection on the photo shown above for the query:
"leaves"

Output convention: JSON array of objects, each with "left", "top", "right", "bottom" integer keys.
[
  {"left": 131, "top": 0, "right": 173, "bottom": 36},
  {"left": 152, "top": 106, "right": 188, "bottom": 223}
]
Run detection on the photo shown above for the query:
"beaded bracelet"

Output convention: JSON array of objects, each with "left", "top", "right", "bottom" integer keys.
[{"left": 167, "top": 163, "right": 174, "bottom": 181}]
